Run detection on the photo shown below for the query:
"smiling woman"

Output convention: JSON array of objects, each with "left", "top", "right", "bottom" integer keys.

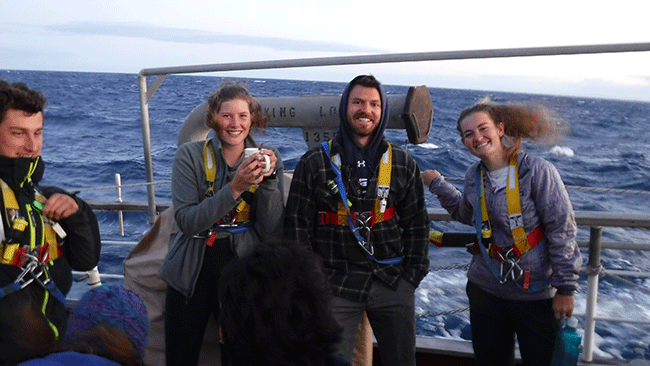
[
  {"left": 422, "top": 98, "right": 581, "bottom": 366},
  {"left": 159, "top": 80, "right": 286, "bottom": 366}
]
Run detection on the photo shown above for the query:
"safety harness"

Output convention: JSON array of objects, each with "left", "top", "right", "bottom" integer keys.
[
  {"left": 201, "top": 139, "right": 257, "bottom": 247},
  {"left": 0, "top": 158, "right": 66, "bottom": 339},
  {"left": 473, "top": 158, "right": 547, "bottom": 292},
  {"left": 320, "top": 141, "right": 402, "bottom": 265}
]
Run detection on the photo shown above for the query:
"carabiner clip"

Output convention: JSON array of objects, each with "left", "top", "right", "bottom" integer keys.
[{"left": 509, "top": 259, "right": 524, "bottom": 281}]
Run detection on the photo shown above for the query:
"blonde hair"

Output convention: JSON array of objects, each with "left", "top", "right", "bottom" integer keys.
[{"left": 457, "top": 97, "right": 567, "bottom": 162}]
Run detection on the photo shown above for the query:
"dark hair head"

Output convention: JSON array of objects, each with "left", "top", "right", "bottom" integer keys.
[
  {"left": 347, "top": 74, "right": 382, "bottom": 99},
  {"left": 0, "top": 79, "right": 47, "bottom": 124},
  {"left": 219, "top": 242, "right": 342, "bottom": 366},
  {"left": 67, "top": 323, "right": 145, "bottom": 366},
  {"left": 0, "top": 273, "right": 68, "bottom": 365},
  {"left": 457, "top": 97, "right": 567, "bottom": 161},
  {"left": 205, "top": 80, "right": 268, "bottom": 132}
]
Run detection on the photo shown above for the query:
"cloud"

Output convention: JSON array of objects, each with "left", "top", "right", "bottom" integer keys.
[{"left": 46, "top": 21, "right": 386, "bottom": 54}]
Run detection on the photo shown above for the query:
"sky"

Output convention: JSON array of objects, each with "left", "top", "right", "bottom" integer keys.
[{"left": 1, "top": 0, "right": 649, "bottom": 102}]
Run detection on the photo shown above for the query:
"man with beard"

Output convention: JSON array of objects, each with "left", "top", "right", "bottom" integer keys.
[{"left": 285, "top": 75, "right": 429, "bottom": 366}]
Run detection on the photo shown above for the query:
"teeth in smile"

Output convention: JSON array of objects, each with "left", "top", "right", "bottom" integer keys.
[{"left": 476, "top": 142, "right": 488, "bottom": 148}]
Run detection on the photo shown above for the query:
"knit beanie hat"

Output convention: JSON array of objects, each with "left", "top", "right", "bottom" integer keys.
[{"left": 66, "top": 285, "right": 149, "bottom": 355}]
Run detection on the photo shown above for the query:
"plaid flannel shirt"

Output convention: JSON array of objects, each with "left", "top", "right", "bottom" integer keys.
[{"left": 285, "top": 138, "right": 429, "bottom": 302}]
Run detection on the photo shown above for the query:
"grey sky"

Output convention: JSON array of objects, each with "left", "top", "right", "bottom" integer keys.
[{"left": 1, "top": 0, "right": 648, "bottom": 101}]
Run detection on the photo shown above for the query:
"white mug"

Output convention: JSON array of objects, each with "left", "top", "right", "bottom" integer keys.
[{"left": 243, "top": 147, "right": 271, "bottom": 173}]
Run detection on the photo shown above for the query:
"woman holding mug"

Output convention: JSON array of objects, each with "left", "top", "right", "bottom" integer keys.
[{"left": 161, "top": 81, "right": 284, "bottom": 366}]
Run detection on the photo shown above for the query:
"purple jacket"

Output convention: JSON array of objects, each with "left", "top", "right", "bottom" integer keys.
[{"left": 429, "top": 152, "right": 582, "bottom": 301}]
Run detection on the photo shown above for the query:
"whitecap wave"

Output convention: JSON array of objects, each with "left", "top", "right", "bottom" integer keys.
[
  {"left": 419, "top": 143, "right": 440, "bottom": 149},
  {"left": 550, "top": 145, "right": 574, "bottom": 157}
]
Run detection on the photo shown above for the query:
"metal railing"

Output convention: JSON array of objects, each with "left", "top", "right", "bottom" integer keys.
[
  {"left": 83, "top": 193, "right": 650, "bottom": 363},
  {"left": 126, "top": 42, "right": 650, "bottom": 363},
  {"left": 428, "top": 209, "right": 650, "bottom": 363},
  {"left": 137, "top": 42, "right": 650, "bottom": 224}
]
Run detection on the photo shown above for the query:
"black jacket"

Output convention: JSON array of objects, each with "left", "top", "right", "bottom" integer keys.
[{"left": 0, "top": 156, "right": 101, "bottom": 295}]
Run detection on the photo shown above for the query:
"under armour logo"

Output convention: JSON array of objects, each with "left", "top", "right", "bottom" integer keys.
[{"left": 357, "top": 160, "right": 366, "bottom": 168}]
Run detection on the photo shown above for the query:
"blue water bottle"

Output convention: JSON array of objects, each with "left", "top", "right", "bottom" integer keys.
[{"left": 551, "top": 316, "right": 582, "bottom": 366}]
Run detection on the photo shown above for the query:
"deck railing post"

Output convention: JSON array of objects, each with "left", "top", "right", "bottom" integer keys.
[
  {"left": 582, "top": 226, "right": 603, "bottom": 362},
  {"left": 115, "top": 173, "right": 124, "bottom": 236},
  {"left": 138, "top": 73, "right": 157, "bottom": 224}
]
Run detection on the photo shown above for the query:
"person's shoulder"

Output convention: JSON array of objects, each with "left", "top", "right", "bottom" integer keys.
[
  {"left": 326, "top": 354, "right": 353, "bottom": 366},
  {"left": 16, "top": 352, "right": 121, "bottom": 366},
  {"left": 178, "top": 139, "right": 207, "bottom": 151},
  {"left": 300, "top": 143, "right": 327, "bottom": 161},
  {"left": 387, "top": 141, "right": 413, "bottom": 161},
  {"left": 175, "top": 139, "right": 209, "bottom": 161},
  {"left": 463, "top": 161, "right": 481, "bottom": 180},
  {"left": 519, "top": 152, "right": 555, "bottom": 172}
]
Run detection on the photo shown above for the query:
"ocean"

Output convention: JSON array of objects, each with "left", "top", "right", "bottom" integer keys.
[{"left": 2, "top": 69, "right": 649, "bottom": 360}]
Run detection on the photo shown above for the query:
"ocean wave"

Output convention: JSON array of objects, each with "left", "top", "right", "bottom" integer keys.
[{"left": 550, "top": 145, "right": 575, "bottom": 157}]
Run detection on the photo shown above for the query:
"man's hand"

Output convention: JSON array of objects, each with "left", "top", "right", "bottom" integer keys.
[{"left": 42, "top": 193, "right": 79, "bottom": 221}]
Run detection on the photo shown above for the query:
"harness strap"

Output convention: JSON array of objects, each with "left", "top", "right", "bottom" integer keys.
[
  {"left": 475, "top": 159, "right": 549, "bottom": 292},
  {"left": 0, "top": 258, "right": 65, "bottom": 339},
  {"left": 321, "top": 141, "right": 403, "bottom": 265},
  {"left": 318, "top": 206, "right": 396, "bottom": 226},
  {"left": 0, "top": 180, "right": 63, "bottom": 265},
  {"left": 505, "top": 162, "right": 533, "bottom": 257},
  {"left": 0, "top": 160, "right": 64, "bottom": 340},
  {"left": 203, "top": 138, "right": 216, "bottom": 197},
  {"left": 466, "top": 225, "right": 544, "bottom": 259},
  {"left": 201, "top": 139, "right": 257, "bottom": 240}
]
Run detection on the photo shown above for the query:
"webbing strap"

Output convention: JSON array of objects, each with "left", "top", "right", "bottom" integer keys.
[
  {"left": 321, "top": 141, "right": 403, "bottom": 265},
  {"left": 201, "top": 139, "right": 257, "bottom": 243},
  {"left": 1, "top": 179, "right": 62, "bottom": 265},
  {"left": 505, "top": 160, "right": 533, "bottom": 256},
  {"left": 475, "top": 161, "right": 548, "bottom": 292},
  {"left": 203, "top": 139, "right": 216, "bottom": 197},
  {"left": 318, "top": 206, "right": 396, "bottom": 226},
  {"left": 0, "top": 281, "right": 22, "bottom": 300},
  {"left": 1, "top": 179, "right": 19, "bottom": 229},
  {"left": 322, "top": 142, "right": 366, "bottom": 248},
  {"left": 376, "top": 143, "right": 392, "bottom": 215}
]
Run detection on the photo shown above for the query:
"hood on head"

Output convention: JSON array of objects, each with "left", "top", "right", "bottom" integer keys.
[{"left": 336, "top": 77, "right": 389, "bottom": 171}]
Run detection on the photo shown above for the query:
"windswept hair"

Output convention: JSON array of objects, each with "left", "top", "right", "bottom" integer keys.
[
  {"left": 219, "top": 242, "right": 343, "bottom": 366},
  {"left": 0, "top": 79, "right": 47, "bottom": 123},
  {"left": 205, "top": 80, "right": 269, "bottom": 131},
  {"left": 457, "top": 97, "right": 568, "bottom": 162}
]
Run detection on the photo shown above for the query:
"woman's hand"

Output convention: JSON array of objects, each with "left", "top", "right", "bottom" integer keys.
[
  {"left": 258, "top": 149, "right": 277, "bottom": 178},
  {"left": 552, "top": 293, "right": 575, "bottom": 320},
  {"left": 230, "top": 149, "right": 277, "bottom": 199},
  {"left": 421, "top": 169, "right": 441, "bottom": 186}
]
